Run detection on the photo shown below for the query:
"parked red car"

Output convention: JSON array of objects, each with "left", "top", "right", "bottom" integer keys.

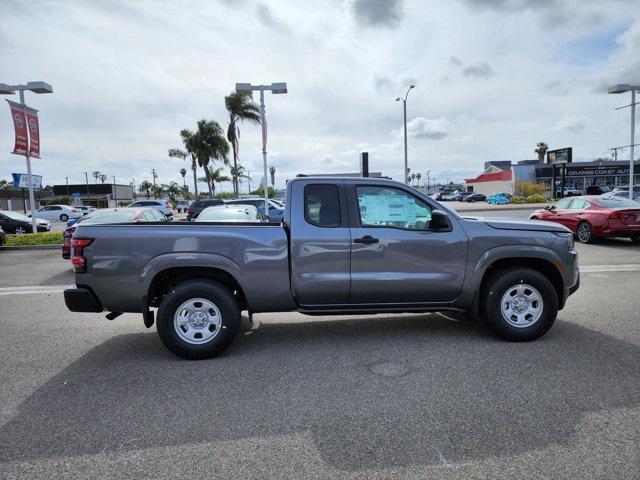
[
  {"left": 62, "top": 208, "right": 167, "bottom": 258},
  {"left": 529, "top": 196, "right": 640, "bottom": 244}
]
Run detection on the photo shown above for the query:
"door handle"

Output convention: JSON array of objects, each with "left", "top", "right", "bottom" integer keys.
[{"left": 354, "top": 235, "right": 379, "bottom": 245}]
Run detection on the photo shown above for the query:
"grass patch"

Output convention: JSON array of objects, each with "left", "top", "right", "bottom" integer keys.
[{"left": 5, "top": 231, "right": 63, "bottom": 246}]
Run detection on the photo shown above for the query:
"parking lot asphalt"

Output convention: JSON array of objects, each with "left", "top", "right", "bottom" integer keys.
[{"left": 1, "top": 208, "right": 639, "bottom": 479}]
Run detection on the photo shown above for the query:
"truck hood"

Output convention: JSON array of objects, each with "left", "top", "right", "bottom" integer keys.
[{"left": 463, "top": 216, "right": 571, "bottom": 233}]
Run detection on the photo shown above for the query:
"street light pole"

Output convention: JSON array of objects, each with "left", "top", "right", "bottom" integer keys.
[
  {"left": 608, "top": 84, "right": 639, "bottom": 200},
  {"left": 235, "top": 82, "right": 287, "bottom": 218},
  {"left": 396, "top": 84, "right": 415, "bottom": 184},
  {"left": 0, "top": 81, "right": 53, "bottom": 232}
]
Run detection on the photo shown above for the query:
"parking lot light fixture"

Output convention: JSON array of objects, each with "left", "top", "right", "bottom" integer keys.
[
  {"left": 608, "top": 84, "right": 640, "bottom": 200},
  {"left": 396, "top": 84, "right": 415, "bottom": 184},
  {"left": 234, "top": 82, "right": 288, "bottom": 216},
  {"left": 0, "top": 80, "right": 54, "bottom": 232}
]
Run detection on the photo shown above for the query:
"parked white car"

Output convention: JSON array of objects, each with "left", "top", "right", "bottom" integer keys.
[
  {"left": 127, "top": 200, "right": 174, "bottom": 218},
  {"left": 176, "top": 200, "right": 191, "bottom": 213},
  {"left": 195, "top": 204, "right": 263, "bottom": 223},
  {"left": 32, "top": 205, "right": 82, "bottom": 221}
]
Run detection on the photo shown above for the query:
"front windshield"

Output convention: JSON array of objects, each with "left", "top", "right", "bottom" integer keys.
[{"left": 1, "top": 211, "right": 30, "bottom": 221}]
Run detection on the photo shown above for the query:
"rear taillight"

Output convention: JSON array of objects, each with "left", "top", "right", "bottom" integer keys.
[
  {"left": 608, "top": 212, "right": 621, "bottom": 221},
  {"left": 187, "top": 207, "right": 192, "bottom": 214},
  {"left": 71, "top": 238, "right": 94, "bottom": 273}
]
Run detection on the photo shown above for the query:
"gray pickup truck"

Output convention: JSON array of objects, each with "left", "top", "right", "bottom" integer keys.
[{"left": 65, "top": 177, "right": 579, "bottom": 359}]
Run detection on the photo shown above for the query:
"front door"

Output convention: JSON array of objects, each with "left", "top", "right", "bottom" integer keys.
[{"left": 348, "top": 185, "right": 467, "bottom": 304}]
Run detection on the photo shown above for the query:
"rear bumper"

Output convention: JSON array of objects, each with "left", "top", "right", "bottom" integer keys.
[{"left": 64, "top": 287, "right": 103, "bottom": 312}]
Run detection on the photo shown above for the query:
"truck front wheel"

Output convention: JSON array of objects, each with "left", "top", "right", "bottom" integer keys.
[
  {"left": 156, "top": 280, "right": 241, "bottom": 359},
  {"left": 481, "top": 268, "right": 558, "bottom": 341}
]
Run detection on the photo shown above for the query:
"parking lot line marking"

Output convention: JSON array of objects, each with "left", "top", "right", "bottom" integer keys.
[
  {"left": 580, "top": 264, "right": 640, "bottom": 273},
  {"left": 0, "top": 285, "right": 72, "bottom": 296}
]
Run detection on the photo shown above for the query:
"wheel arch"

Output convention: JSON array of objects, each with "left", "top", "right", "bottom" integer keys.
[{"left": 147, "top": 266, "right": 248, "bottom": 311}]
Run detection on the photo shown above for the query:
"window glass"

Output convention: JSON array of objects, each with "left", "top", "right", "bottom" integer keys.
[
  {"left": 304, "top": 184, "right": 341, "bottom": 227},
  {"left": 569, "top": 199, "right": 589, "bottom": 209},
  {"left": 356, "top": 186, "right": 431, "bottom": 230},
  {"left": 555, "top": 198, "right": 572, "bottom": 209}
]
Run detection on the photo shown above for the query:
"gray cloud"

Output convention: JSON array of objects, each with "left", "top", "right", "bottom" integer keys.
[
  {"left": 449, "top": 55, "right": 463, "bottom": 66},
  {"left": 554, "top": 114, "right": 589, "bottom": 133},
  {"left": 352, "top": 0, "right": 403, "bottom": 28},
  {"left": 463, "top": 62, "right": 494, "bottom": 78},
  {"left": 255, "top": 3, "right": 289, "bottom": 32},
  {"left": 393, "top": 117, "right": 452, "bottom": 140}
]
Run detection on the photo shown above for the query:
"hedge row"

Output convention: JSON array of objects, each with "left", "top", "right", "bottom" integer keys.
[
  {"left": 509, "top": 194, "right": 548, "bottom": 204},
  {"left": 4, "top": 232, "right": 64, "bottom": 246}
]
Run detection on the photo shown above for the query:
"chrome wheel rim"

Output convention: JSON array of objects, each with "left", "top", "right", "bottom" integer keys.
[
  {"left": 500, "top": 284, "right": 544, "bottom": 328},
  {"left": 15, "top": 227, "right": 26, "bottom": 234},
  {"left": 173, "top": 298, "right": 223, "bottom": 345},
  {"left": 578, "top": 223, "right": 591, "bottom": 242}
]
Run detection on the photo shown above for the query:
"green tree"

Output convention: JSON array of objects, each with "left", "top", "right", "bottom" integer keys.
[
  {"left": 163, "top": 181, "right": 181, "bottom": 203},
  {"left": 183, "top": 119, "right": 229, "bottom": 198},
  {"left": 269, "top": 166, "right": 276, "bottom": 187},
  {"left": 169, "top": 135, "right": 199, "bottom": 197},
  {"left": 179, "top": 168, "right": 187, "bottom": 186},
  {"left": 179, "top": 184, "right": 192, "bottom": 200},
  {"left": 415, "top": 172, "right": 421, "bottom": 187},
  {"left": 92, "top": 171, "right": 102, "bottom": 183},
  {"left": 139, "top": 180, "right": 152, "bottom": 199},
  {"left": 535, "top": 142, "right": 549, "bottom": 162},
  {"left": 225, "top": 92, "right": 261, "bottom": 197},
  {"left": 151, "top": 183, "right": 163, "bottom": 198}
]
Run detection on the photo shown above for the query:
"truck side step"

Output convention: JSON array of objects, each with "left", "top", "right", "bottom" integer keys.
[{"left": 105, "top": 312, "right": 123, "bottom": 320}]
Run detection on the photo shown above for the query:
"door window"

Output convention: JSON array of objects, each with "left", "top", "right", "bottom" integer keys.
[
  {"left": 554, "top": 198, "right": 572, "bottom": 209},
  {"left": 356, "top": 186, "right": 431, "bottom": 230},
  {"left": 304, "top": 184, "right": 341, "bottom": 227},
  {"left": 569, "top": 199, "right": 589, "bottom": 210}
]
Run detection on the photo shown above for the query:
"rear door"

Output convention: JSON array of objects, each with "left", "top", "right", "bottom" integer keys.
[
  {"left": 289, "top": 181, "right": 351, "bottom": 305},
  {"left": 565, "top": 198, "right": 590, "bottom": 232},
  {"left": 348, "top": 183, "right": 467, "bottom": 304}
]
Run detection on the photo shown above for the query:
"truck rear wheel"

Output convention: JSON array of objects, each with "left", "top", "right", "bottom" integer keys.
[
  {"left": 156, "top": 280, "right": 241, "bottom": 359},
  {"left": 481, "top": 268, "right": 558, "bottom": 341}
]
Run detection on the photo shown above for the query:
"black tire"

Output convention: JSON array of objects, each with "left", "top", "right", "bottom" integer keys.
[
  {"left": 576, "top": 221, "right": 595, "bottom": 243},
  {"left": 481, "top": 268, "right": 558, "bottom": 342},
  {"left": 14, "top": 226, "right": 27, "bottom": 234},
  {"left": 156, "top": 280, "right": 241, "bottom": 359},
  {"left": 60, "top": 214, "right": 69, "bottom": 221},
  {"left": 631, "top": 235, "right": 640, "bottom": 244}
]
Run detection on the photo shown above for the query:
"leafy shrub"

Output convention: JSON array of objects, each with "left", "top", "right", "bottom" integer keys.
[
  {"left": 525, "top": 193, "right": 547, "bottom": 203},
  {"left": 509, "top": 196, "right": 526, "bottom": 204},
  {"left": 4, "top": 232, "right": 63, "bottom": 246},
  {"left": 515, "top": 181, "right": 546, "bottom": 197},
  {"left": 216, "top": 191, "right": 236, "bottom": 200}
]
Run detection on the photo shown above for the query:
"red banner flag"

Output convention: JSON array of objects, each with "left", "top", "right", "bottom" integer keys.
[
  {"left": 7, "top": 100, "right": 28, "bottom": 156},
  {"left": 24, "top": 106, "right": 40, "bottom": 159}
]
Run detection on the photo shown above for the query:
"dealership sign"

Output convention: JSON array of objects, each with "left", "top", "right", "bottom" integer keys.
[
  {"left": 565, "top": 166, "right": 631, "bottom": 177},
  {"left": 547, "top": 147, "right": 573, "bottom": 165},
  {"left": 12, "top": 172, "right": 42, "bottom": 190},
  {"left": 6, "top": 100, "right": 29, "bottom": 156},
  {"left": 5, "top": 100, "right": 41, "bottom": 158}
]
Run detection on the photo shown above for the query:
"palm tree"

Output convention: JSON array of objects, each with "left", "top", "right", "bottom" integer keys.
[
  {"left": 92, "top": 171, "right": 101, "bottom": 183},
  {"left": 169, "top": 131, "right": 200, "bottom": 197},
  {"left": 139, "top": 180, "right": 152, "bottom": 199},
  {"left": 269, "top": 166, "right": 276, "bottom": 187},
  {"left": 183, "top": 119, "right": 229, "bottom": 198},
  {"left": 225, "top": 92, "right": 261, "bottom": 197},
  {"left": 410, "top": 173, "right": 416, "bottom": 186},
  {"left": 416, "top": 172, "right": 421, "bottom": 187},
  {"left": 179, "top": 168, "right": 187, "bottom": 186},
  {"left": 164, "top": 181, "right": 181, "bottom": 203},
  {"left": 99, "top": 173, "right": 107, "bottom": 184},
  {"left": 230, "top": 164, "right": 247, "bottom": 191},
  {"left": 535, "top": 142, "right": 549, "bottom": 162},
  {"left": 207, "top": 166, "right": 231, "bottom": 196}
]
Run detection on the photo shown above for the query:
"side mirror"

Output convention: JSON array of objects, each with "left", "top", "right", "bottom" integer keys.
[
  {"left": 544, "top": 205, "right": 551, "bottom": 211},
  {"left": 429, "top": 209, "right": 451, "bottom": 231}
]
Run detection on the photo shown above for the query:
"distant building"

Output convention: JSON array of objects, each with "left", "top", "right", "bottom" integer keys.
[
  {"left": 465, "top": 165, "right": 514, "bottom": 195},
  {"left": 52, "top": 183, "right": 134, "bottom": 208}
]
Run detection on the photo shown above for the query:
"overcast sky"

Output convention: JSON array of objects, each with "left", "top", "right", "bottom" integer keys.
[{"left": 1, "top": 0, "right": 639, "bottom": 191}]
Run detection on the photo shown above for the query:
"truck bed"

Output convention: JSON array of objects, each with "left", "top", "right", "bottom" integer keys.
[{"left": 73, "top": 222, "right": 295, "bottom": 313}]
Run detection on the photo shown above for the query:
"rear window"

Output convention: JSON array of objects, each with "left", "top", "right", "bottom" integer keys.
[
  {"left": 597, "top": 197, "right": 640, "bottom": 208},
  {"left": 82, "top": 210, "right": 138, "bottom": 224},
  {"left": 304, "top": 184, "right": 341, "bottom": 227}
]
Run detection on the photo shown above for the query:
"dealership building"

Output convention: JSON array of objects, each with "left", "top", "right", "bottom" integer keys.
[
  {"left": 465, "top": 156, "right": 640, "bottom": 196},
  {"left": 51, "top": 183, "right": 134, "bottom": 208}
]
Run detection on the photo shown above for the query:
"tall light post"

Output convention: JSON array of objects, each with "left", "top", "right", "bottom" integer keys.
[
  {"left": 396, "top": 84, "right": 415, "bottom": 184},
  {"left": 608, "top": 84, "right": 639, "bottom": 199},
  {"left": 0, "top": 81, "right": 53, "bottom": 232},
  {"left": 235, "top": 82, "right": 287, "bottom": 217}
]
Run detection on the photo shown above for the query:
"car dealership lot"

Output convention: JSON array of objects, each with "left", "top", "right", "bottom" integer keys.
[{"left": 1, "top": 208, "right": 639, "bottom": 479}]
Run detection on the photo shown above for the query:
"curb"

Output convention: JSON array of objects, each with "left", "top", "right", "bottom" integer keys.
[{"left": 0, "top": 244, "right": 61, "bottom": 251}]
